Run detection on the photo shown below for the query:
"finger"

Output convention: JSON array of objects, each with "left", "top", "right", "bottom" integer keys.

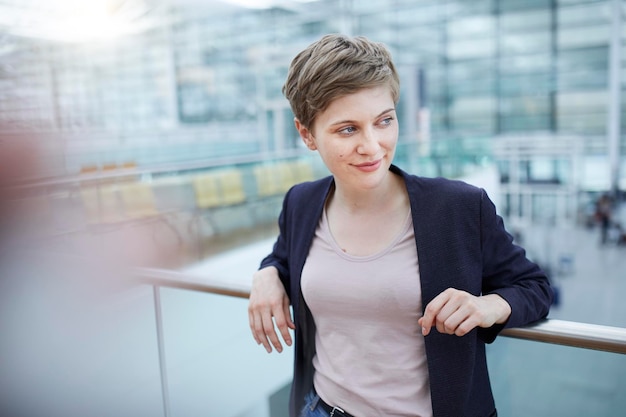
[
  {"left": 419, "top": 316, "right": 432, "bottom": 336},
  {"left": 421, "top": 311, "right": 437, "bottom": 336},
  {"left": 421, "top": 290, "right": 453, "bottom": 336},
  {"left": 284, "top": 296, "right": 296, "bottom": 330},
  {"left": 420, "top": 303, "right": 439, "bottom": 336},
  {"left": 455, "top": 316, "right": 480, "bottom": 337},
  {"left": 440, "top": 307, "right": 468, "bottom": 335},
  {"left": 248, "top": 309, "right": 262, "bottom": 345},
  {"left": 276, "top": 297, "right": 294, "bottom": 347},
  {"left": 435, "top": 301, "right": 465, "bottom": 334},
  {"left": 444, "top": 299, "right": 488, "bottom": 336},
  {"left": 253, "top": 312, "right": 274, "bottom": 353},
  {"left": 261, "top": 310, "right": 284, "bottom": 353},
  {"left": 270, "top": 306, "right": 292, "bottom": 350},
  {"left": 248, "top": 301, "right": 272, "bottom": 350}
]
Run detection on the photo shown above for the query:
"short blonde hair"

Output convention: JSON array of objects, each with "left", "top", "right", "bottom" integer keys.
[{"left": 282, "top": 34, "right": 400, "bottom": 129}]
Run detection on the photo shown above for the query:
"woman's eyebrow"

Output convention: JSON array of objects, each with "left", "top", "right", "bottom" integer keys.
[
  {"left": 378, "top": 108, "right": 396, "bottom": 117},
  {"left": 329, "top": 108, "right": 396, "bottom": 126}
]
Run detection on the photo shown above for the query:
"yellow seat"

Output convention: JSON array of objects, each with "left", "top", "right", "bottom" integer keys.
[
  {"left": 218, "top": 169, "right": 246, "bottom": 206},
  {"left": 254, "top": 165, "right": 281, "bottom": 198},
  {"left": 291, "top": 160, "right": 315, "bottom": 183},
  {"left": 80, "top": 185, "right": 124, "bottom": 224},
  {"left": 118, "top": 182, "right": 159, "bottom": 219},
  {"left": 277, "top": 162, "right": 296, "bottom": 193},
  {"left": 192, "top": 173, "right": 222, "bottom": 208}
]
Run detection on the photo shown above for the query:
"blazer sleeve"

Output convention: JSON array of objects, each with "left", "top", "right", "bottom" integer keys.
[
  {"left": 478, "top": 188, "right": 553, "bottom": 343},
  {"left": 259, "top": 188, "right": 293, "bottom": 297}
]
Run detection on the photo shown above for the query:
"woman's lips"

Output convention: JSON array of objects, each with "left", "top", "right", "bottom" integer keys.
[{"left": 354, "top": 159, "right": 382, "bottom": 172}]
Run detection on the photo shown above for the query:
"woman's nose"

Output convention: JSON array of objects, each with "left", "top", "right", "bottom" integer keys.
[{"left": 357, "top": 129, "right": 381, "bottom": 155}]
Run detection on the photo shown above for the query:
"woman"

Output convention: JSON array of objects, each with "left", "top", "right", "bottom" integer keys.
[{"left": 248, "top": 34, "right": 553, "bottom": 417}]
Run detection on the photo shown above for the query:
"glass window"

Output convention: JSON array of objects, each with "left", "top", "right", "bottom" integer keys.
[
  {"left": 450, "top": 96, "right": 497, "bottom": 117},
  {"left": 559, "top": 69, "right": 608, "bottom": 90},
  {"left": 558, "top": 0, "right": 607, "bottom": 4},
  {"left": 500, "top": 95, "right": 551, "bottom": 115},
  {"left": 500, "top": 9, "right": 551, "bottom": 32},
  {"left": 500, "top": 114, "right": 551, "bottom": 131},
  {"left": 449, "top": 76, "right": 496, "bottom": 96},
  {"left": 448, "top": 59, "right": 495, "bottom": 80},
  {"left": 499, "top": 0, "right": 552, "bottom": 12},
  {"left": 557, "top": 90, "right": 608, "bottom": 112},
  {"left": 558, "top": 2, "right": 610, "bottom": 26},
  {"left": 557, "top": 113, "right": 607, "bottom": 133},
  {"left": 499, "top": 53, "right": 552, "bottom": 74},
  {"left": 449, "top": 116, "right": 496, "bottom": 133},
  {"left": 500, "top": 31, "right": 552, "bottom": 55},
  {"left": 556, "top": 89, "right": 609, "bottom": 131},
  {"left": 500, "top": 73, "right": 553, "bottom": 95},
  {"left": 557, "top": 24, "right": 610, "bottom": 49},
  {"left": 448, "top": 37, "right": 497, "bottom": 59},
  {"left": 447, "top": 15, "right": 496, "bottom": 40},
  {"left": 445, "top": 0, "right": 495, "bottom": 18},
  {"left": 557, "top": 46, "right": 609, "bottom": 69},
  {"left": 393, "top": 25, "right": 444, "bottom": 56},
  {"left": 393, "top": 2, "right": 443, "bottom": 24}
]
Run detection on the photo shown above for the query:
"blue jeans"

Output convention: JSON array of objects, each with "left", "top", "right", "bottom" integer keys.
[{"left": 300, "top": 390, "right": 330, "bottom": 417}]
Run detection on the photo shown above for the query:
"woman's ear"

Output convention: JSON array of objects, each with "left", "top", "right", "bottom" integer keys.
[{"left": 294, "top": 118, "right": 317, "bottom": 150}]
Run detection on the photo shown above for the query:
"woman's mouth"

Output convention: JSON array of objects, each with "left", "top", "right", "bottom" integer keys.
[{"left": 354, "top": 159, "right": 382, "bottom": 172}]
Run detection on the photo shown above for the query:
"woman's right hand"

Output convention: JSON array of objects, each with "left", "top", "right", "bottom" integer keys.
[{"left": 248, "top": 266, "right": 295, "bottom": 353}]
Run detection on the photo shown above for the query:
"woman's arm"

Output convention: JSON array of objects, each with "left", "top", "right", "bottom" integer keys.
[
  {"left": 248, "top": 265, "right": 295, "bottom": 353},
  {"left": 248, "top": 188, "right": 296, "bottom": 353},
  {"left": 478, "top": 189, "right": 553, "bottom": 331},
  {"left": 419, "top": 188, "right": 552, "bottom": 340}
]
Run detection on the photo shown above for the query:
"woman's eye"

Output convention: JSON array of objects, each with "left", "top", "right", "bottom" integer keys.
[
  {"left": 339, "top": 126, "right": 356, "bottom": 135},
  {"left": 380, "top": 117, "right": 394, "bottom": 126}
]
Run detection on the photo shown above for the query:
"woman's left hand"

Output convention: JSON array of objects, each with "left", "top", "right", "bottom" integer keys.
[{"left": 418, "top": 288, "right": 511, "bottom": 337}]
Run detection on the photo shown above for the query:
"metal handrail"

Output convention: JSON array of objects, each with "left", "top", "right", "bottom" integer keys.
[
  {"left": 134, "top": 267, "right": 626, "bottom": 355},
  {"left": 500, "top": 319, "right": 626, "bottom": 355},
  {"left": 11, "top": 148, "right": 313, "bottom": 190}
]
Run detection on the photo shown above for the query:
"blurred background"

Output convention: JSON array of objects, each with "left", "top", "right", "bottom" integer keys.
[{"left": 0, "top": 0, "right": 625, "bottom": 416}]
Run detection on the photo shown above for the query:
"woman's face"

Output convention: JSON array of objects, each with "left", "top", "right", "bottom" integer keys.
[{"left": 296, "top": 85, "right": 398, "bottom": 192}]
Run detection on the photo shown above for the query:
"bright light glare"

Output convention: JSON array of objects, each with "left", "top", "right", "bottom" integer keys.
[
  {"left": 223, "top": 0, "right": 277, "bottom": 8},
  {"left": 221, "top": 0, "right": 318, "bottom": 9},
  {"left": 50, "top": 3, "right": 125, "bottom": 41},
  {"left": 12, "top": 0, "right": 152, "bottom": 43}
]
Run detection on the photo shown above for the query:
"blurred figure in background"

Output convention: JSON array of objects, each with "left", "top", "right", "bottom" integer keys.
[{"left": 595, "top": 193, "right": 613, "bottom": 245}]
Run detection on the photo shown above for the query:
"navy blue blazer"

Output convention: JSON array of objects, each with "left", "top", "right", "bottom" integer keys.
[{"left": 260, "top": 165, "right": 552, "bottom": 417}]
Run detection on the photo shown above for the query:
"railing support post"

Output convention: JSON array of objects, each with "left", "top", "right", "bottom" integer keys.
[{"left": 153, "top": 285, "right": 171, "bottom": 417}]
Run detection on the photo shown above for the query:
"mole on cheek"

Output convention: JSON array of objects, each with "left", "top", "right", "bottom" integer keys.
[{"left": 339, "top": 154, "right": 343, "bottom": 158}]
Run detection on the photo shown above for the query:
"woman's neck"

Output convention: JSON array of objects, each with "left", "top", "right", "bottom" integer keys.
[{"left": 330, "top": 172, "right": 406, "bottom": 216}]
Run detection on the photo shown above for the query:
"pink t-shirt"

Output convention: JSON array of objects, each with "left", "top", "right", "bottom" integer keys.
[{"left": 301, "top": 206, "right": 433, "bottom": 417}]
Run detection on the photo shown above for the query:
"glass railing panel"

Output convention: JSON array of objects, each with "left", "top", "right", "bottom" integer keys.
[
  {"left": 158, "top": 287, "right": 293, "bottom": 417},
  {"left": 136, "top": 266, "right": 626, "bottom": 417},
  {"left": 0, "top": 259, "right": 165, "bottom": 417},
  {"left": 487, "top": 336, "right": 626, "bottom": 417}
]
